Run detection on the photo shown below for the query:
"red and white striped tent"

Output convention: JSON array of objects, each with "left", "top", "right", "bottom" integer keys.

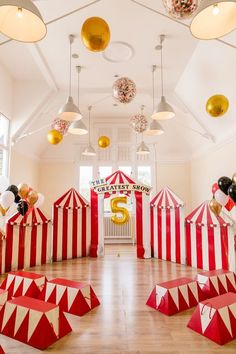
[
  {"left": 52, "top": 188, "right": 90, "bottom": 261},
  {"left": 186, "top": 201, "right": 235, "bottom": 271},
  {"left": 150, "top": 187, "right": 185, "bottom": 264},
  {"left": 90, "top": 170, "right": 151, "bottom": 259},
  {"left": 5, "top": 208, "right": 51, "bottom": 272}
]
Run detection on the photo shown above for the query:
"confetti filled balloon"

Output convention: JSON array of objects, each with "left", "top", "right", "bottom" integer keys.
[
  {"left": 130, "top": 114, "right": 148, "bottom": 133},
  {"left": 47, "top": 129, "right": 63, "bottom": 145},
  {"left": 98, "top": 136, "right": 110, "bottom": 148},
  {"left": 206, "top": 95, "right": 229, "bottom": 118},
  {"left": 113, "top": 77, "right": 136, "bottom": 104},
  {"left": 163, "top": 0, "right": 199, "bottom": 19},
  {"left": 51, "top": 118, "right": 71, "bottom": 136},
  {"left": 81, "top": 17, "right": 110, "bottom": 52}
]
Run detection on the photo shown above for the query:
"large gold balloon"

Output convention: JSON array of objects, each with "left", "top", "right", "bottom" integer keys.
[
  {"left": 81, "top": 17, "right": 110, "bottom": 52},
  {"left": 47, "top": 129, "right": 63, "bottom": 145},
  {"left": 206, "top": 95, "right": 229, "bottom": 117},
  {"left": 98, "top": 136, "right": 110, "bottom": 149},
  {"left": 18, "top": 183, "right": 29, "bottom": 199},
  {"left": 209, "top": 198, "right": 222, "bottom": 217},
  {"left": 110, "top": 196, "right": 129, "bottom": 225},
  {"left": 27, "top": 190, "right": 38, "bottom": 207}
]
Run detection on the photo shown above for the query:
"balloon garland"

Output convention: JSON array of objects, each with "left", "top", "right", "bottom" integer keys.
[{"left": 210, "top": 174, "right": 236, "bottom": 216}]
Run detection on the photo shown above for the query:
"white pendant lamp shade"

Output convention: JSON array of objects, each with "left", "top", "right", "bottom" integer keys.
[
  {"left": 190, "top": 0, "right": 236, "bottom": 39},
  {"left": 58, "top": 96, "right": 82, "bottom": 122},
  {"left": 152, "top": 96, "right": 175, "bottom": 120},
  {"left": 0, "top": 0, "right": 46, "bottom": 42},
  {"left": 82, "top": 144, "right": 96, "bottom": 156},
  {"left": 145, "top": 120, "right": 164, "bottom": 136},
  {"left": 68, "top": 119, "right": 88, "bottom": 135},
  {"left": 136, "top": 141, "right": 150, "bottom": 155}
]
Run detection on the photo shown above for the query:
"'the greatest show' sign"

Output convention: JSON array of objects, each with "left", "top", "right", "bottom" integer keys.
[{"left": 90, "top": 178, "right": 152, "bottom": 195}]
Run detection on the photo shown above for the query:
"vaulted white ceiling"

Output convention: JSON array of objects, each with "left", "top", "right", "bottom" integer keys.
[{"left": 1, "top": 0, "right": 235, "bottom": 162}]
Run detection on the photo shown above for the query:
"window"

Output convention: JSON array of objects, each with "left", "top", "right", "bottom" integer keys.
[
  {"left": 79, "top": 166, "right": 93, "bottom": 201},
  {"left": 0, "top": 114, "right": 10, "bottom": 176},
  {"left": 138, "top": 166, "right": 151, "bottom": 186},
  {"left": 119, "top": 166, "right": 132, "bottom": 176},
  {"left": 99, "top": 166, "right": 112, "bottom": 179}
]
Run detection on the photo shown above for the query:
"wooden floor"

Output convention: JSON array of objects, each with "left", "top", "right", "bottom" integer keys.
[{"left": 1, "top": 244, "right": 236, "bottom": 354}]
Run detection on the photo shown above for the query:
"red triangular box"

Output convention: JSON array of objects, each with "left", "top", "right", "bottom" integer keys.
[
  {"left": 58, "top": 288, "right": 69, "bottom": 312},
  {"left": 218, "top": 278, "right": 227, "bottom": 295},
  {"left": 90, "top": 287, "right": 100, "bottom": 309},
  {"left": 14, "top": 311, "right": 29, "bottom": 344},
  {"left": 69, "top": 290, "right": 91, "bottom": 316},
  {"left": 204, "top": 311, "right": 232, "bottom": 345},
  {"left": 58, "top": 311, "right": 72, "bottom": 338},
  {"left": 146, "top": 288, "right": 156, "bottom": 309},
  {"left": 187, "top": 305, "right": 202, "bottom": 334},
  {"left": 1, "top": 307, "right": 17, "bottom": 338},
  {"left": 28, "top": 313, "right": 58, "bottom": 350},
  {"left": 14, "top": 280, "right": 24, "bottom": 298},
  {"left": 178, "top": 288, "right": 189, "bottom": 312}
]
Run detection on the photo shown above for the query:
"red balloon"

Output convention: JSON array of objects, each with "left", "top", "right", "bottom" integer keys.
[
  {"left": 225, "top": 197, "right": 235, "bottom": 211},
  {"left": 212, "top": 182, "right": 219, "bottom": 195}
]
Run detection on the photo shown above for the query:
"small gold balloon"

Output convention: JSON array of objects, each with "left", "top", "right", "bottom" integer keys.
[
  {"left": 232, "top": 173, "right": 236, "bottom": 185},
  {"left": 81, "top": 17, "right": 110, "bottom": 52},
  {"left": 98, "top": 136, "right": 110, "bottom": 149},
  {"left": 27, "top": 190, "right": 38, "bottom": 207},
  {"left": 18, "top": 183, "right": 29, "bottom": 199},
  {"left": 206, "top": 95, "right": 229, "bottom": 117},
  {"left": 47, "top": 129, "right": 63, "bottom": 145},
  {"left": 209, "top": 198, "right": 222, "bottom": 217}
]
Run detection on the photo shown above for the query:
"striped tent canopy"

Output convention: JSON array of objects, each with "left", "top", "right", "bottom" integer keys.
[
  {"left": 151, "top": 187, "right": 184, "bottom": 209},
  {"left": 185, "top": 201, "right": 233, "bottom": 228},
  {"left": 105, "top": 170, "right": 136, "bottom": 184},
  {"left": 8, "top": 208, "right": 51, "bottom": 227},
  {"left": 54, "top": 188, "right": 89, "bottom": 210}
]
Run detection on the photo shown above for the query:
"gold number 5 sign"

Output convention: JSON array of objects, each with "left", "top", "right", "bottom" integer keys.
[{"left": 110, "top": 196, "right": 130, "bottom": 225}]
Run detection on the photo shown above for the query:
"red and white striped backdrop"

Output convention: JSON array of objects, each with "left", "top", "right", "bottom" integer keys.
[
  {"left": 5, "top": 208, "right": 52, "bottom": 272},
  {"left": 0, "top": 232, "right": 5, "bottom": 275},
  {"left": 53, "top": 188, "right": 91, "bottom": 261},
  {"left": 90, "top": 170, "right": 151, "bottom": 259},
  {"left": 150, "top": 187, "right": 185, "bottom": 264},
  {"left": 186, "top": 201, "right": 235, "bottom": 271}
]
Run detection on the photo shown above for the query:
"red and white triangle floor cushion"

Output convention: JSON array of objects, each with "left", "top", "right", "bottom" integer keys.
[
  {"left": 39, "top": 278, "right": 100, "bottom": 316},
  {"left": 0, "top": 296, "right": 72, "bottom": 350},
  {"left": 146, "top": 277, "right": 206, "bottom": 315},
  {"left": 188, "top": 292, "right": 236, "bottom": 345},
  {"left": 0, "top": 271, "right": 47, "bottom": 299},
  {"left": 196, "top": 269, "right": 236, "bottom": 298}
]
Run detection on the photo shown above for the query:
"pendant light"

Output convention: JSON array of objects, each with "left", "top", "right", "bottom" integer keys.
[
  {"left": 145, "top": 65, "right": 164, "bottom": 136},
  {"left": 58, "top": 35, "right": 81, "bottom": 122},
  {"left": 0, "top": 0, "right": 46, "bottom": 43},
  {"left": 190, "top": 1, "right": 236, "bottom": 40},
  {"left": 136, "top": 133, "right": 150, "bottom": 155},
  {"left": 82, "top": 106, "right": 96, "bottom": 156},
  {"left": 152, "top": 35, "right": 175, "bottom": 120},
  {"left": 68, "top": 66, "right": 88, "bottom": 135}
]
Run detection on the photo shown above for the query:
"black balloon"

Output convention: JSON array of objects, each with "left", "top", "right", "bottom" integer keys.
[
  {"left": 228, "top": 185, "right": 236, "bottom": 203},
  {"left": 218, "top": 176, "right": 232, "bottom": 195},
  {"left": 7, "top": 185, "right": 18, "bottom": 197},
  {"left": 14, "top": 195, "right": 21, "bottom": 204},
  {"left": 17, "top": 200, "right": 28, "bottom": 216}
]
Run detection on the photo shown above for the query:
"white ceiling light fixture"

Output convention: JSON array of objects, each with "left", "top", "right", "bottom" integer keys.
[
  {"left": 152, "top": 35, "right": 175, "bottom": 121},
  {"left": 82, "top": 106, "right": 96, "bottom": 156},
  {"left": 0, "top": 0, "right": 47, "bottom": 43},
  {"left": 68, "top": 66, "right": 88, "bottom": 135},
  {"left": 190, "top": 0, "right": 236, "bottom": 40},
  {"left": 58, "top": 34, "right": 81, "bottom": 122},
  {"left": 136, "top": 133, "right": 150, "bottom": 155},
  {"left": 145, "top": 65, "right": 164, "bottom": 136}
]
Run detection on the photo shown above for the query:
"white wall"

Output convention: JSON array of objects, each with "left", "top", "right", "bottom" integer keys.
[
  {"left": 9, "top": 149, "right": 39, "bottom": 190},
  {"left": 38, "top": 161, "right": 77, "bottom": 215},
  {"left": 157, "top": 162, "right": 191, "bottom": 213},
  {"left": 190, "top": 138, "right": 236, "bottom": 209},
  {"left": 0, "top": 63, "right": 13, "bottom": 119}
]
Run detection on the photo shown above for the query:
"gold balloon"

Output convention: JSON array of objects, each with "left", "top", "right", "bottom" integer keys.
[
  {"left": 0, "top": 204, "right": 8, "bottom": 216},
  {"left": 27, "top": 190, "right": 38, "bottom": 207},
  {"left": 47, "top": 129, "right": 63, "bottom": 145},
  {"left": 206, "top": 95, "right": 229, "bottom": 117},
  {"left": 110, "top": 196, "right": 129, "bottom": 225},
  {"left": 81, "top": 17, "right": 110, "bottom": 52},
  {"left": 18, "top": 183, "right": 29, "bottom": 199},
  {"left": 209, "top": 198, "right": 222, "bottom": 217},
  {"left": 98, "top": 136, "right": 110, "bottom": 149},
  {"left": 232, "top": 173, "right": 236, "bottom": 185}
]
